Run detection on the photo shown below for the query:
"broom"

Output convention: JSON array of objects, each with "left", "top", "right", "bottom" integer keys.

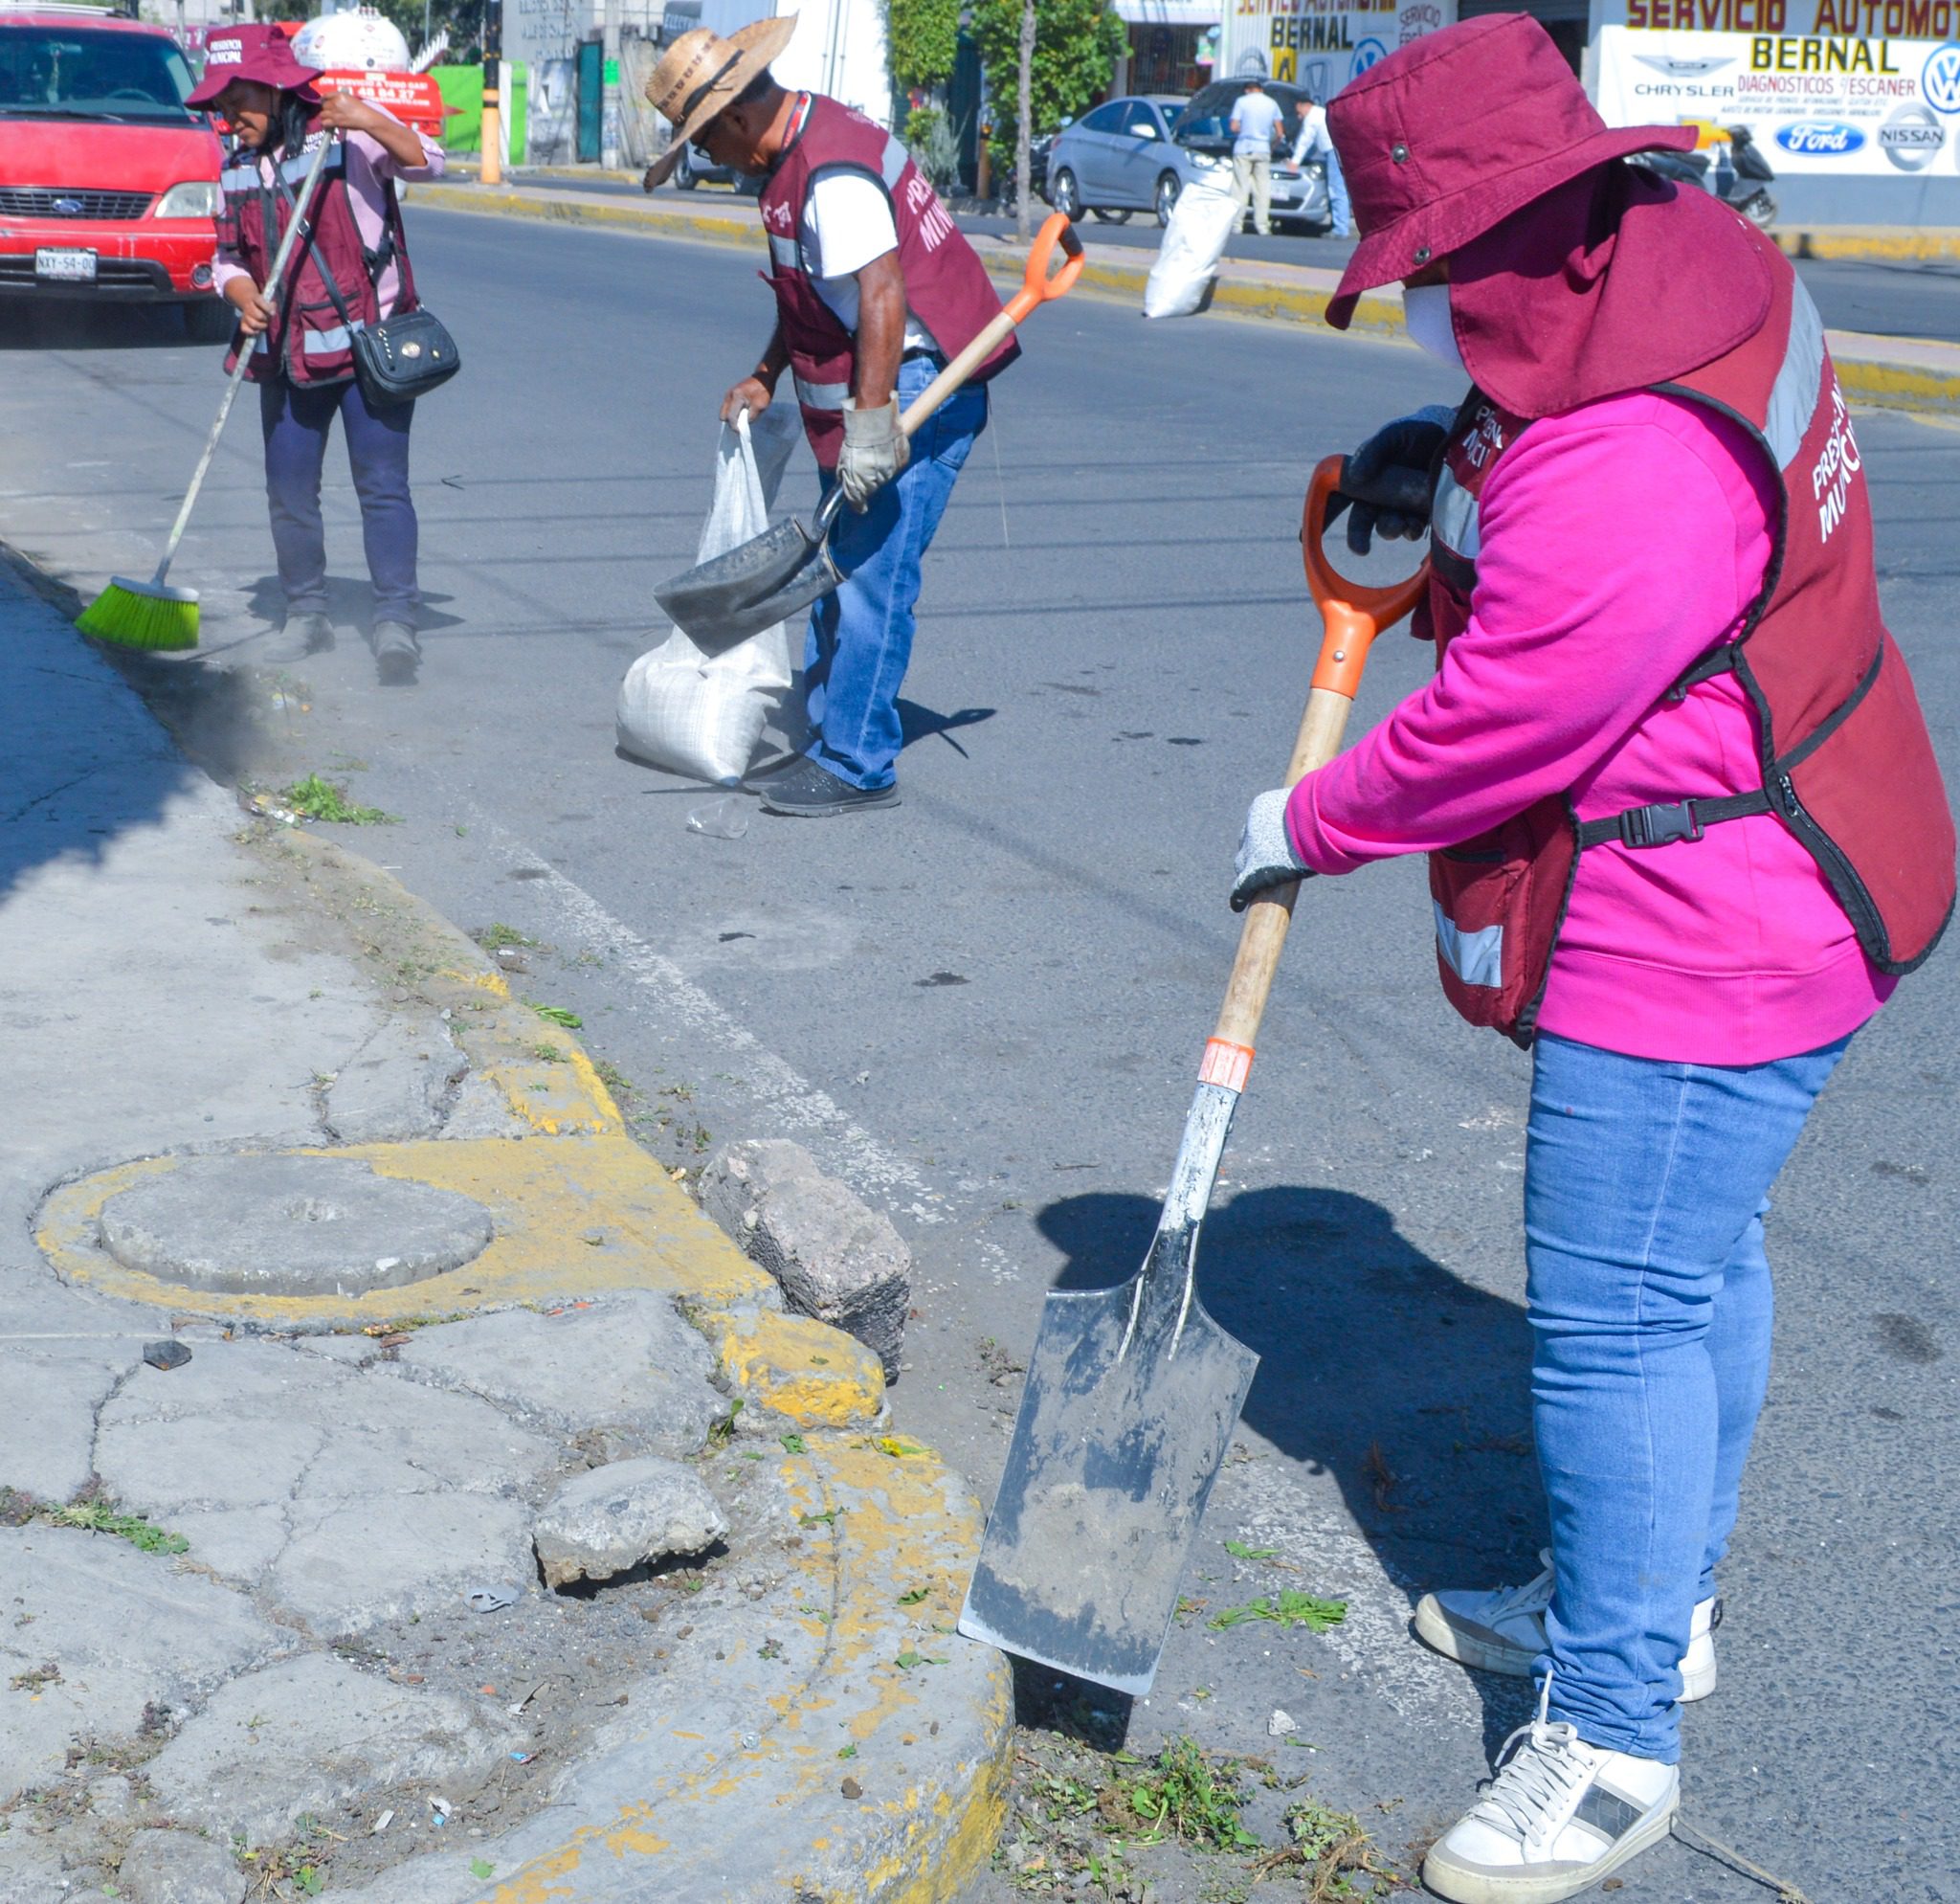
[{"left": 78, "top": 134, "right": 335, "bottom": 650}]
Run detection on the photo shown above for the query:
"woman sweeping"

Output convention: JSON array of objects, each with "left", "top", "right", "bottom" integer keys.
[
  {"left": 1231, "top": 17, "right": 1953, "bottom": 1902},
  {"left": 189, "top": 26, "right": 443, "bottom": 683}
]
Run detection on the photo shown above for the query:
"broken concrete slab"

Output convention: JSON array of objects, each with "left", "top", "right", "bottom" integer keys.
[
  {"left": 435, "top": 1072, "right": 526, "bottom": 1141},
  {"left": 116, "top": 1829, "right": 247, "bottom": 1904},
  {"left": 395, "top": 1293, "right": 728, "bottom": 1454},
  {"left": 96, "top": 1154, "right": 494, "bottom": 1297},
  {"left": 320, "top": 1013, "right": 468, "bottom": 1146},
  {"left": 700, "top": 1140, "right": 911, "bottom": 1378},
  {"left": 145, "top": 1654, "right": 519, "bottom": 1847},
  {"left": 5, "top": 1342, "right": 142, "bottom": 1503},
  {"left": 0, "top": 1525, "right": 276, "bottom": 1805},
  {"left": 532, "top": 1457, "right": 727, "bottom": 1589}
]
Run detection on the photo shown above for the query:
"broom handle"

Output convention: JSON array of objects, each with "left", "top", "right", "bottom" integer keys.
[{"left": 150, "top": 134, "right": 337, "bottom": 589}]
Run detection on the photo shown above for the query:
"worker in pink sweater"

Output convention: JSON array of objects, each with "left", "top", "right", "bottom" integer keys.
[{"left": 1231, "top": 19, "right": 1955, "bottom": 1904}]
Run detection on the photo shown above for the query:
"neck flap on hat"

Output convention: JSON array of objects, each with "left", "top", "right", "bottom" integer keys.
[{"left": 1446, "top": 163, "right": 1774, "bottom": 421}]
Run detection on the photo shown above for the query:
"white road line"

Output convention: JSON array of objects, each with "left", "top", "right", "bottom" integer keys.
[{"left": 455, "top": 802, "right": 947, "bottom": 1220}]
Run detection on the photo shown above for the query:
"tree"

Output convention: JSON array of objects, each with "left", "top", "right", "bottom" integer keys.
[
  {"left": 970, "top": 0, "right": 1125, "bottom": 227},
  {"left": 883, "top": 0, "right": 960, "bottom": 94}
]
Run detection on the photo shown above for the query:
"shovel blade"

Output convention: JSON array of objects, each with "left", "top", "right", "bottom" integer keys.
[
  {"left": 653, "top": 513, "right": 823, "bottom": 638},
  {"left": 958, "top": 1217, "right": 1258, "bottom": 1695},
  {"left": 669, "top": 546, "right": 843, "bottom": 657}
]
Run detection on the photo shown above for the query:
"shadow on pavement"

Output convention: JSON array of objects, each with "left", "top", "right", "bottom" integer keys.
[
  {"left": 1032, "top": 1184, "right": 1541, "bottom": 1761},
  {"left": 0, "top": 299, "right": 218, "bottom": 352}
]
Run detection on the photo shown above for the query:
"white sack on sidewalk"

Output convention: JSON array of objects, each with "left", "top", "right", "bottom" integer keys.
[
  {"left": 1143, "top": 183, "right": 1237, "bottom": 320},
  {"left": 615, "top": 407, "right": 804, "bottom": 786}
]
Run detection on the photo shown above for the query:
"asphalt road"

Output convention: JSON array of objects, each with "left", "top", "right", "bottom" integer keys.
[
  {"left": 1, "top": 211, "right": 1955, "bottom": 1901},
  {"left": 571, "top": 169, "right": 1960, "bottom": 343}
]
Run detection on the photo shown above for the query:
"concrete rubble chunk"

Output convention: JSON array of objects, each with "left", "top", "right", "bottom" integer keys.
[
  {"left": 145, "top": 1654, "right": 520, "bottom": 1847},
  {"left": 699, "top": 1139, "right": 911, "bottom": 1378},
  {"left": 96, "top": 1154, "right": 493, "bottom": 1296},
  {"left": 116, "top": 1829, "right": 248, "bottom": 1904},
  {"left": 321, "top": 1012, "right": 468, "bottom": 1145},
  {"left": 532, "top": 1457, "right": 727, "bottom": 1589},
  {"left": 397, "top": 1293, "right": 728, "bottom": 1454}
]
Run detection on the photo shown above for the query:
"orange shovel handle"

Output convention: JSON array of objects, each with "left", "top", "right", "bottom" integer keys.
[
  {"left": 1004, "top": 213, "right": 1085, "bottom": 323},
  {"left": 1301, "top": 455, "right": 1430, "bottom": 700}
]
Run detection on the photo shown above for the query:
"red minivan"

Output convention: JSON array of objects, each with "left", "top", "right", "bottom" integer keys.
[{"left": 0, "top": 2, "right": 225, "bottom": 332}]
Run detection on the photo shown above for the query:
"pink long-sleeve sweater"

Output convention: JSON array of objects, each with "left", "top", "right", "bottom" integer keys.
[{"left": 1285, "top": 389, "right": 1892, "bottom": 1064}]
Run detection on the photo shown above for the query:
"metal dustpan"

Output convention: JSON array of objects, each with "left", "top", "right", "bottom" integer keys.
[
  {"left": 958, "top": 459, "right": 1431, "bottom": 1695},
  {"left": 654, "top": 213, "right": 1084, "bottom": 655}
]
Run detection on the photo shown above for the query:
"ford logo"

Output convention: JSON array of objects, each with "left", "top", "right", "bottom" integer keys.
[
  {"left": 1774, "top": 121, "right": 1865, "bottom": 155},
  {"left": 51, "top": 196, "right": 83, "bottom": 215}
]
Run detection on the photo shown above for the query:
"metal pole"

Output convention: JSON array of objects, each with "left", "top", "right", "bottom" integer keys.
[
  {"left": 601, "top": 0, "right": 621, "bottom": 168},
  {"left": 481, "top": 0, "right": 503, "bottom": 186}
]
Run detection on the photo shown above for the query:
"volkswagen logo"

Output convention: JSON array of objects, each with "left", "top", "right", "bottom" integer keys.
[
  {"left": 1925, "top": 41, "right": 1960, "bottom": 115},
  {"left": 1773, "top": 121, "right": 1865, "bottom": 156},
  {"left": 51, "top": 195, "right": 83, "bottom": 215},
  {"left": 1881, "top": 103, "right": 1946, "bottom": 170}
]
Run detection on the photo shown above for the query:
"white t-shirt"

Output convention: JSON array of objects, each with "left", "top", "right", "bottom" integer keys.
[
  {"left": 800, "top": 171, "right": 940, "bottom": 355},
  {"left": 1230, "top": 90, "right": 1283, "bottom": 156},
  {"left": 1291, "top": 102, "right": 1329, "bottom": 165}
]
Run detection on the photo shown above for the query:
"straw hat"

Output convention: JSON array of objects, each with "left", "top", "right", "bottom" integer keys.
[{"left": 642, "top": 16, "right": 797, "bottom": 189}]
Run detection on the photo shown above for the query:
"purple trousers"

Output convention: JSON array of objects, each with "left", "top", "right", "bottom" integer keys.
[{"left": 258, "top": 376, "right": 418, "bottom": 623}]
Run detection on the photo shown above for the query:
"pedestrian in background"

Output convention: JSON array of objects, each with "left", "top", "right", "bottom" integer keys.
[
  {"left": 642, "top": 17, "right": 1020, "bottom": 817},
  {"left": 193, "top": 26, "right": 443, "bottom": 684},
  {"left": 1232, "top": 16, "right": 1954, "bottom": 1901},
  {"left": 1228, "top": 76, "right": 1282, "bottom": 237},
  {"left": 1289, "top": 88, "right": 1350, "bottom": 238}
]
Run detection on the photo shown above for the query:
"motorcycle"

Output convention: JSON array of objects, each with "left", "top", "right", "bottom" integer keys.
[{"left": 1643, "top": 123, "right": 1776, "bottom": 231}]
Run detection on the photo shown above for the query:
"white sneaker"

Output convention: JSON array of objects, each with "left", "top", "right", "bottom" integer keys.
[
  {"left": 1414, "top": 1552, "right": 1719, "bottom": 1702},
  {"left": 1422, "top": 1679, "right": 1680, "bottom": 1903}
]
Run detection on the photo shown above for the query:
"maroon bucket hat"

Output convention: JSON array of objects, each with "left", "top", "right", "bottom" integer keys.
[
  {"left": 1324, "top": 13, "right": 1696, "bottom": 329},
  {"left": 186, "top": 25, "right": 324, "bottom": 109}
]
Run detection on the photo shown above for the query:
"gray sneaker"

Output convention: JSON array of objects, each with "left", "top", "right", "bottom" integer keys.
[
  {"left": 261, "top": 611, "right": 334, "bottom": 664},
  {"left": 372, "top": 619, "right": 420, "bottom": 685}
]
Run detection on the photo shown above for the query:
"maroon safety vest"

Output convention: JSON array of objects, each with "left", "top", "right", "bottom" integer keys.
[
  {"left": 1424, "top": 228, "right": 1954, "bottom": 1046},
  {"left": 217, "top": 136, "right": 417, "bottom": 388},
  {"left": 756, "top": 93, "right": 1017, "bottom": 468}
]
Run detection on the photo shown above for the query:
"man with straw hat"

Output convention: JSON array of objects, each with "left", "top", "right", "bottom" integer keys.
[
  {"left": 642, "top": 17, "right": 1020, "bottom": 817},
  {"left": 1229, "top": 14, "right": 1952, "bottom": 1901}
]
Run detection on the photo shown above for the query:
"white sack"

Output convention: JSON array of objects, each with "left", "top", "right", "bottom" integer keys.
[
  {"left": 615, "top": 407, "right": 804, "bottom": 786},
  {"left": 1143, "top": 183, "right": 1237, "bottom": 320}
]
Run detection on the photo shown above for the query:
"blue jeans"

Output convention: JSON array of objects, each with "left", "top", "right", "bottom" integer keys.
[
  {"left": 802, "top": 354, "right": 988, "bottom": 789},
  {"left": 1324, "top": 145, "right": 1351, "bottom": 236},
  {"left": 1525, "top": 1030, "right": 1852, "bottom": 1762},
  {"left": 260, "top": 375, "right": 419, "bottom": 623}
]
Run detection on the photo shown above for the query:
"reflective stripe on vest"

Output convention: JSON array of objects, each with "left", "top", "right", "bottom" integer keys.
[
  {"left": 767, "top": 232, "right": 799, "bottom": 269},
  {"left": 1433, "top": 902, "right": 1503, "bottom": 990},
  {"left": 794, "top": 372, "right": 851, "bottom": 409},
  {"left": 1431, "top": 280, "right": 1829, "bottom": 576},
  {"left": 301, "top": 320, "right": 365, "bottom": 354}
]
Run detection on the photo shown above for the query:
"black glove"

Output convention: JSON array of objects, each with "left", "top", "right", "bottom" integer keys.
[{"left": 1324, "top": 405, "right": 1455, "bottom": 557}]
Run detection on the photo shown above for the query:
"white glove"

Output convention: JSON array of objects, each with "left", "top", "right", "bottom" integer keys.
[
  {"left": 1232, "top": 788, "right": 1313, "bottom": 911},
  {"left": 837, "top": 395, "right": 910, "bottom": 513}
]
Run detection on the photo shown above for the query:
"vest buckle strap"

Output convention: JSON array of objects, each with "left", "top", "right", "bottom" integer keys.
[{"left": 1619, "top": 799, "right": 1703, "bottom": 848}]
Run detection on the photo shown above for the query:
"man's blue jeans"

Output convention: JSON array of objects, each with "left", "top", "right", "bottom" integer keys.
[
  {"left": 803, "top": 354, "right": 988, "bottom": 790},
  {"left": 1324, "top": 145, "right": 1351, "bottom": 237},
  {"left": 1525, "top": 1030, "right": 1853, "bottom": 1762}
]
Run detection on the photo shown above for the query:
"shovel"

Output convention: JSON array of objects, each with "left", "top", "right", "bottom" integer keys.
[
  {"left": 654, "top": 212, "right": 1085, "bottom": 654},
  {"left": 956, "top": 457, "right": 1431, "bottom": 1696}
]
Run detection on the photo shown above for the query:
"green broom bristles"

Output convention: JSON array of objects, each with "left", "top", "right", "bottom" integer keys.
[{"left": 76, "top": 575, "right": 200, "bottom": 651}]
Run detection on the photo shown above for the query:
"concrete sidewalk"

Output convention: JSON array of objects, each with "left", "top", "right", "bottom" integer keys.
[
  {"left": 0, "top": 558, "right": 1009, "bottom": 1902},
  {"left": 412, "top": 176, "right": 1960, "bottom": 418}
]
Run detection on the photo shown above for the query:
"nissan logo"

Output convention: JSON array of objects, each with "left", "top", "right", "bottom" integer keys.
[
  {"left": 1773, "top": 121, "right": 1865, "bottom": 156},
  {"left": 51, "top": 195, "right": 83, "bottom": 215},
  {"left": 1881, "top": 103, "right": 1946, "bottom": 171}
]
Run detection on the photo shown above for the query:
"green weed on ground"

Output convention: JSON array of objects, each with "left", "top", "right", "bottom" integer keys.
[
  {"left": 41, "top": 1499, "right": 188, "bottom": 1556},
  {"left": 472, "top": 923, "right": 536, "bottom": 951},
  {"left": 1208, "top": 1590, "right": 1348, "bottom": 1634},
  {"left": 279, "top": 774, "right": 397, "bottom": 825}
]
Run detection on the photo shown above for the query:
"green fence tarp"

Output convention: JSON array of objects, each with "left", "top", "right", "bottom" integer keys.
[{"left": 434, "top": 64, "right": 527, "bottom": 163}]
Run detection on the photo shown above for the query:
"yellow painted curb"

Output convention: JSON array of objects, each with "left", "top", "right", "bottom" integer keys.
[
  {"left": 415, "top": 180, "right": 759, "bottom": 253},
  {"left": 1775, "top": 227, "right": 1960, "bottom": 263},
  {"left": 1835, "top": 354, "right": 1960, "bottom": 416},
  {"left": 706, "top": 1307, "right": 887, "bottom": 1425},
  {"left": 480, "top": 1433, "right": 1012, "bottom": 1904}
]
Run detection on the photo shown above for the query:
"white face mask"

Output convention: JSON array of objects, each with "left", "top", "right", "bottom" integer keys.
[{"left": 1401, "top": 281, "right": 1465, "bottom": 374}]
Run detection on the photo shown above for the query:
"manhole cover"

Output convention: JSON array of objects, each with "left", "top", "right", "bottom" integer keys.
[{"left": 97, "top": 1154, "right": 494, "bottom": 1296}]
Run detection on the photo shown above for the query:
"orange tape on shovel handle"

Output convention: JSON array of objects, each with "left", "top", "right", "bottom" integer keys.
[
  {"left": 1301, "top": 455, "right": 1431, "bottom": 701},
  {"left": 1004, "top": 213, "right": 1085, "bottom": 324}
]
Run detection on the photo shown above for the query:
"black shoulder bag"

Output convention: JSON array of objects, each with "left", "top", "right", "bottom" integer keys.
[{"left": 293, "top": 156, "right": 459, "bottom": 408}]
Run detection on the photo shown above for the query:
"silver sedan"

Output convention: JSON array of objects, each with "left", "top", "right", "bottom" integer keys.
[{"left": 1045, "top": 89, "right": 1330, "bottom": 232}]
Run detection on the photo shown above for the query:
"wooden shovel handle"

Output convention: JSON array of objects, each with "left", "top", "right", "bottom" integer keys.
[
  {"left": 899, "top": 214, "right": 1081, "bottom": 437},
  {"left": 1204, "top": 458, "right": 1431, "bottom": 1076}
]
